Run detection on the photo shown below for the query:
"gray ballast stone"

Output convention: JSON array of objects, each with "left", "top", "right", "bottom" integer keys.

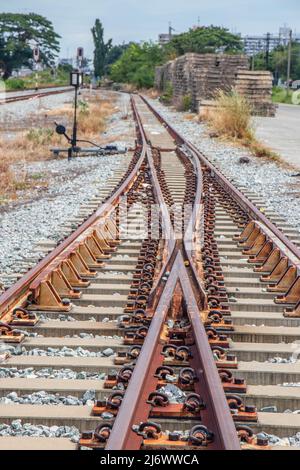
[
  {"left": 0, "top": 389, "right": 96, "bottom": 406},
  {"left": 0, "top": 419, "right": 80, "bottom": 442},
  {"left": 157, "top": 384, "right": 186, "bottom": 404},
  {"left": 148, "top": 97, "right": 300, "bottom": 234},
  {"left": 8, "top": 346, "right": 114, "bottom": 358},
  {"left": 102, "top": 348, "right": 115, "bottom": 357}
]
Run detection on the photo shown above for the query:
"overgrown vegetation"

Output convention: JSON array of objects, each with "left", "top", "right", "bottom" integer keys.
[
  {"left": 109, "top": 26, "right": 243, "bottom": 89},
  {"left": 272, "top": 86, "right": 294, "bottom": 104},
  {"left": 4, "top": 66, "right": 70, "bottom": 90},
  {"left": 207, "top": 90, "right": 253, "bottom": 140},
  {"left": 177, "top": 94, "right": 192, "bottom": 112},
  {"left": 165, "top": 26, "right": 243, "bottom": 57},
  {"left": 0, "top": 93, "right": 116, "bottom": 199},
  {"left": 110, "top": 42, "right": 164, "bottom": 88},
  {"left": 254, "top": 42, "right": 300, "bottom": 83},
  {"left": 92, "top": 19, "right": 113, "bottom": 79},
  {"left": 205, "top": 90, "right": 278, "bottom": 159},
  {"left": 0, "top": 13, "right": 60, "bottom": 79},
  {"left": 160, "top": 82, "right": 174, "bottom": 104}
]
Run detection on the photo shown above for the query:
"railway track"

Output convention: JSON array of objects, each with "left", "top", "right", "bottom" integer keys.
[
  {"left": 0, "top": 86, "right": 73, "bottom": 105},
  {"left": 0, "top": 93, "right": 300, "bottom": 451}
]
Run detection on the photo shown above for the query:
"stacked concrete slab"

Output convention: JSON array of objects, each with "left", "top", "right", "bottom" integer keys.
[
  {"left": 234, "top": 70, "right": 275, "bottom": 116},
  {"left": 155, "top": 53, "right": 276, "bottom": 116}
]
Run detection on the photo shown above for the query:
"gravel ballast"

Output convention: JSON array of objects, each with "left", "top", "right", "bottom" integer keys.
[
  {"left": 148, "top": 98, "right": 300, "bottom": 232},
  {"left": 0, "top": 155, "right": 122, "bottom": 286},
  {"left": 0, "top": 92, "right": 134, "bottom": 289}
]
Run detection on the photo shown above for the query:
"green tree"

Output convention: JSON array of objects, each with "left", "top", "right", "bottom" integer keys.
[
  {"left": 254, "top": 42, "right": 300, "bottom": 82},
  {"left": 110, "top": 42, "right": 164, "bottom": 88},
  {"left": 165, "top": 26, "right": 243, "bottom": 57},
  {"left": 104, "top": 43, "right": 130, "bottom": 74},
  {"left": 0, "top": 13, "right": 60, "bottom": 79},
  {"left": 91, "top": 19, "right": 112, "bottom": 78}
]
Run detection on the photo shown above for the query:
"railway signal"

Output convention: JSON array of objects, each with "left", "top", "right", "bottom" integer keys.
[
  {"left": 77, "top": 47, "right": 84, "bottom": 68},
  {"left": 33, "top": 47, "right": 40, "bottom": 91},
  {"left": 69, "top": 70, "right": 83, "bottom": 159},
  {"left": 33, "top": 46, "right": 40, "bottom": 63}
]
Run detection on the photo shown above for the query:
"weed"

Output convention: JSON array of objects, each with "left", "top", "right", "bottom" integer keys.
[
  {"left": 160, "top": 82, "right": 173, "bottom": 105},
  {"left": 204, "top": 89, "right": 281, "bottom": 161}
]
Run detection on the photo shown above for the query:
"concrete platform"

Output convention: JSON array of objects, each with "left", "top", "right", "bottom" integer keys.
[{"left": 255, "top": 103, "right": 300, "bottom": 170}]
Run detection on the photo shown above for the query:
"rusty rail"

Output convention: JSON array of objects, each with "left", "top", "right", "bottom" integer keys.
[
  {"left": 106, "top": 94, "right": 240, "bottom": 450},
  {"left": 0, "top": 102, "right": 145, "bottom": 319},
  {"left": 0, "top": 87, "right": 73, "bottom": 105},
  {"left": 141, "top": 95, "right": 300, "bottom": 262}
]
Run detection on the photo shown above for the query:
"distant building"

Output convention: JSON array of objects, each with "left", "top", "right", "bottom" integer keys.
[
  {"left": 241, "top": 27, "right": 300, "bottom": 57},
  {"left": 292, "top": 80, "right": 300, "bottom": 90},
  {"left": 158, "top": 33, "right": 173, "bottom": 46},
  {"left": 158, "top": 24, "right": 176, "bottom": 46}
]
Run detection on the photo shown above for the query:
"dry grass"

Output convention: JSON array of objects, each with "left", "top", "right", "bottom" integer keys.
[
  {"left": 203, "top": 90, "right": 280, "bottom": 160},
  {"left": 0, "top": 94, "right": 116, "bottom": 200},
  {"left": 207, "top": 90, "right": 254, "bottom": 141}
]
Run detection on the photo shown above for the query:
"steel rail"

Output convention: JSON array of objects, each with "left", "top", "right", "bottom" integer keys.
[
  {"left": 106, "top": 94, "right": 240, "bottom": 451},
  {"left": 140, "top": 95, "right": 300, "bottom": 262},
  {"left": 4, "top": 85, "right": 73, "bottom": 94},
  {"left": 107, "top": 253, "right": 240, "bottom": 450},
  {"left": 131, "top": 96, "right": 176, "bottom": 308},
  {"left": 0, "top": 104, "right": 145, "bottom": 318},
  {"left": 0, "top": 87, "right": 73, "bottom": 105}
]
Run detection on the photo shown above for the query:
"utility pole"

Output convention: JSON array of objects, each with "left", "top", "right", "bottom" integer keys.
[
  {"left": 287, "top": 29, "right": 292, "bottom": 88},
  {"left": 266, "top": 32, "right": 270, "bottom": 69}
]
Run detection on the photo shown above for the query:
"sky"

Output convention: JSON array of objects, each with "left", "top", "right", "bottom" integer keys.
[{"left": 1, "top": 0, "right": 299, "bottom": 59}]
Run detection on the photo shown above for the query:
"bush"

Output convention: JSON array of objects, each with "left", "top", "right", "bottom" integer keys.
[
  {"left": 272, "top": 86, "right": 294, "bottom": 104},
  {"left": 208, "top": 90, "right": 254, "bottom": 140},
  {"left": 26, "top": 128, "right": 54, "bottom": 145},
  {"left": 5, "top": 78, "right": 26, "bottom": 90},
  {"left": 176, "top": 94, "right": 192, "bottom": 111},
  {"left": 160, "top": 82, "right": 173, "bottom": 105},
  {"left": 110, "top": 42, "right": 164, "bottom": 89},
  {"left": 204, "top": 89, "right": 279, "bottom": 159}
]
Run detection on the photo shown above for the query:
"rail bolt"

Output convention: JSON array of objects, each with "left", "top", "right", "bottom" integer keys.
[
  {"left": 154, "top": 366, "right": 175, "bottom": 380},
  {"left": 147, "top": 392, "right": 169, "bottom": 407},
  {"left": 179, "top": 368, "right": 197, "bottom": 385},
  {"left": 188, "top": 425, "right": 214, "bottom": 447},
  {"left": 184, "top": 394, "right": 206, "bottom": 414},
  {"left": 135, "top": 422, "right": 162, "bottom": 440},
  {"left": 107, "top": 391, "right": 125, "bottom": 410},
  {"left": 94, "top": 423, "right": 113, "bottom": 443}
]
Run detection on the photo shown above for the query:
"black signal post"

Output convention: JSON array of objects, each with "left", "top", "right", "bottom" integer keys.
[{"left": 69, "top": 71, "right": 83, "bottom": 159}]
